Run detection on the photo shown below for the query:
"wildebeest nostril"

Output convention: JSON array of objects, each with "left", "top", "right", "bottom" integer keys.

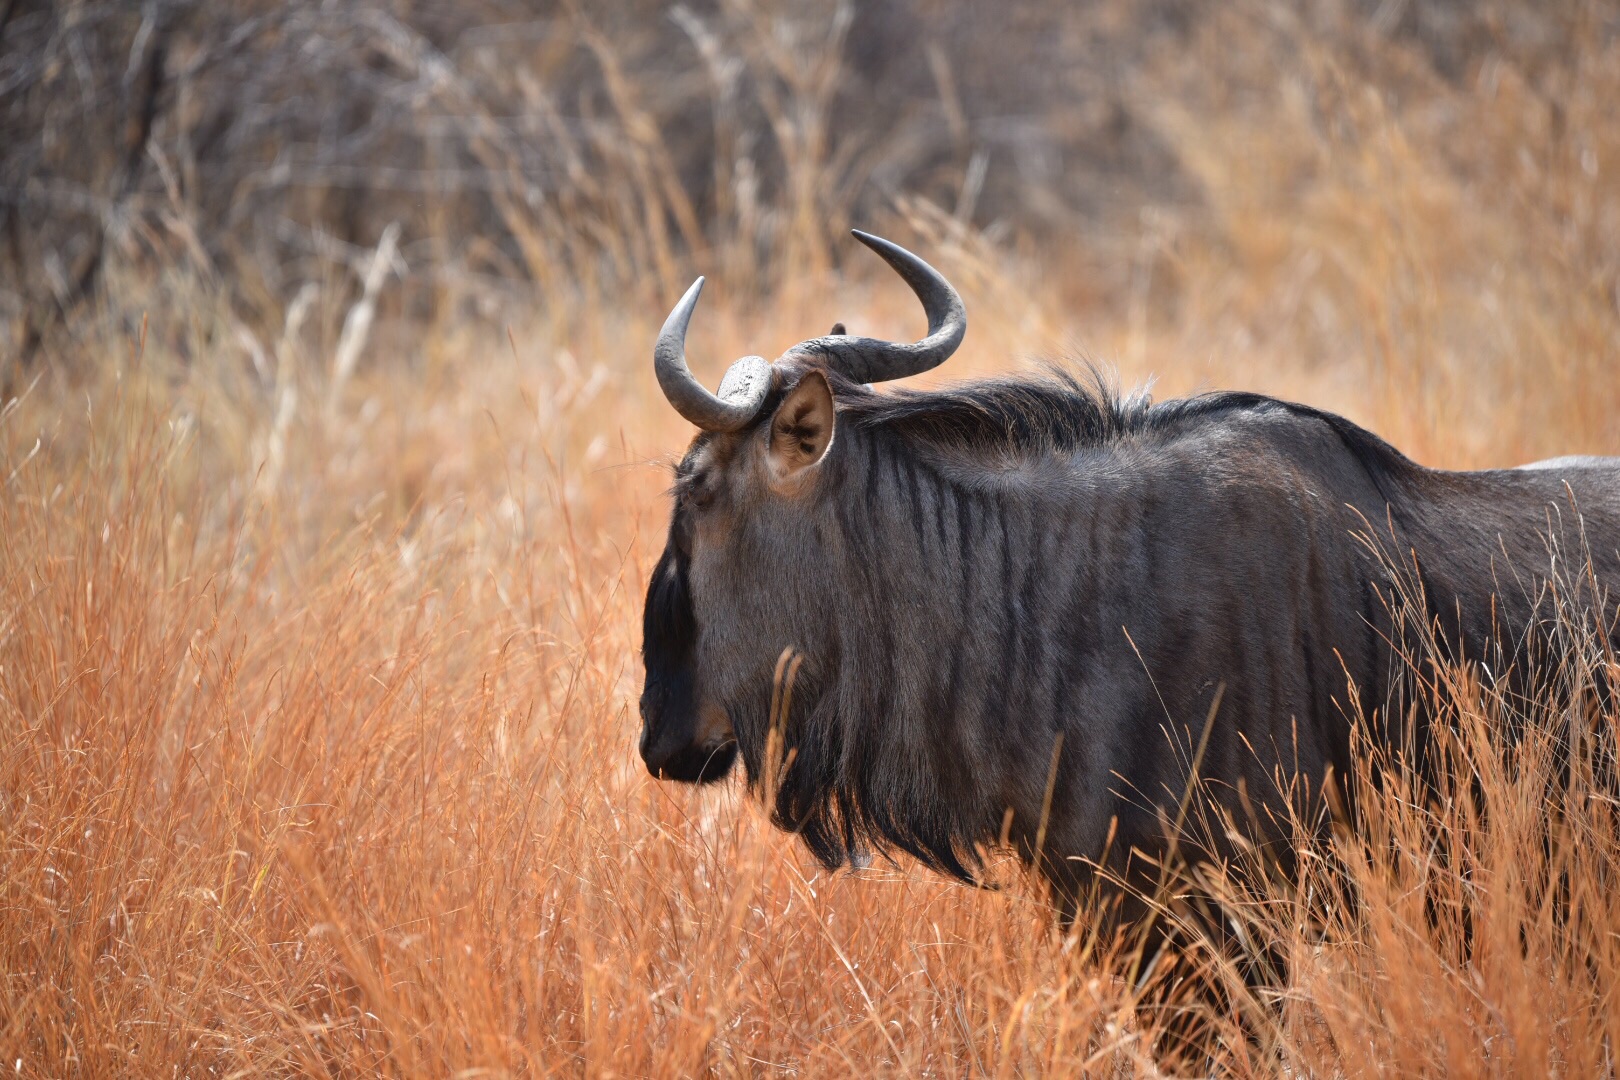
[{"left": 639, "top": 725, "right": 669, "bottom": 776}]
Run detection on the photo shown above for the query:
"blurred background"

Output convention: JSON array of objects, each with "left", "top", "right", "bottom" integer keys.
[{"left": 3, "top": 0, "right": 1616, "bottom": 462}]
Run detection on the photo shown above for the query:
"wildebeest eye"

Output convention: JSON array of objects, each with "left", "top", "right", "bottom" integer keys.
[{"left": 685, "top": 471, "right": 716, "bottom": 509}]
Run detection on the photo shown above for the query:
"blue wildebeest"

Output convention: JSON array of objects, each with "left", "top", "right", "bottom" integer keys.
[{"left": 637, "top": 230, "right": 1620, "bottom": 946}]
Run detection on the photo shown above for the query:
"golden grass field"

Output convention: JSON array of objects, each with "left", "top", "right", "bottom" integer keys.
[{"left": 3, "top": 4, "right": 1620, "bottom": 1076}]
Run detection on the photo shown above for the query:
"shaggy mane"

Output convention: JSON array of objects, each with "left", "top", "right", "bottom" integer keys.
[{"left": 830, "top": 362, "right": 1415, "bottom": 482}]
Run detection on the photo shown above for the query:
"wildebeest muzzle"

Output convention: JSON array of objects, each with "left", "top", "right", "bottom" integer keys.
[{"left": 638, "top": 680, "right": 737, "bottom": 783}]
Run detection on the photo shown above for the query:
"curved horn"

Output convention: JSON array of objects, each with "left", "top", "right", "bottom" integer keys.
[
  {"left": 793, "top": 230, "right": 966, "bottom": 383},
  {"left": 654, "top": 277, "right": 772, "bottom": 431}
]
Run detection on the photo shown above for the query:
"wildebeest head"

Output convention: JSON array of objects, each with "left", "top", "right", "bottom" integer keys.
[{"left": 638, "top": 231, "right": 965, "bottom": 794}]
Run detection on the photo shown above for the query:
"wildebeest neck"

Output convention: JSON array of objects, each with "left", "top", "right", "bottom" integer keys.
[{"left": 754, "top": 371, "right": 1431, "bottom": 886}]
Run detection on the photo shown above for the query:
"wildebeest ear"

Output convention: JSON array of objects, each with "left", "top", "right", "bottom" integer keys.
[
  {"left": 766, "top": 369, "right": 835, "bottom": 485},
  {"left": 829, "top": 322, "right": 846, "bottom": 336}
]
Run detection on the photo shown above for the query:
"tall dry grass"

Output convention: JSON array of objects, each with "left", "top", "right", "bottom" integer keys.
[{"left": 3, "top": 1, "right": 1619, "bottom": 1075}]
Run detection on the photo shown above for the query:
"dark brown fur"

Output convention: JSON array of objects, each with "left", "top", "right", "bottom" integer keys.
[{"left": 641, "top": 364, "right": 1620, "bottom": 937}]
